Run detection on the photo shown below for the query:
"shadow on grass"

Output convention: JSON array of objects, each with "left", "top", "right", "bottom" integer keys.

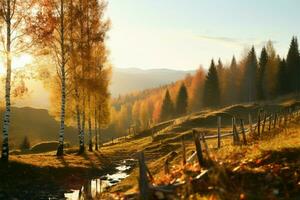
[
  {"left": 210, "top": 147, "right": 300, "bottom": 200},
  {"left": 259, "top": 147, "right": 300, "bottom": 165},
  {"left": 57, "top": 156, "right": 69, "bottom": 167}
]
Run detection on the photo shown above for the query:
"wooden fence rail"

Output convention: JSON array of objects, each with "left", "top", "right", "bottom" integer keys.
[{"left": 138, "top": 107, "right": 300, "bottom": 199}]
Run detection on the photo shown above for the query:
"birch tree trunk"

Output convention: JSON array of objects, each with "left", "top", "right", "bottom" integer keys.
[
  {"left": 1, "top": 1, "right": 12, "bottom": 161},
  {"left": 88, "top": 96, "right": 93, "bottom": 151},
  {"left": 56, "top": 0, "right": 66, "bottom": 156},
  {"left": 75, "top": 89, "right": 82, "bottom": 147},
  {"left": 94, "top": 107, "right": 98, "bottom": 151},
  {"left": 79, "top": 105, "right": 85, "bottom": 154}
]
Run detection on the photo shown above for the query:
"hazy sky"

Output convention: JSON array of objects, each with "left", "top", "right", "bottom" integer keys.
[{"left": 107, "top": 0, "right": 300, "bottom": 70}]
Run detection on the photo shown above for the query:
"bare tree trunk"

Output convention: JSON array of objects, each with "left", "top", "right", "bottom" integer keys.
[
  {"left": 75, "top": 90, "right": 82, "bottom": 146},
  {"left": 88, "top": 96, "right": 93, "bottom": 151},
  {"left": 1, "top": 1, "right": 11, "bottom": 161},
  {"left": 57, "top": 0, "right": 66, "bottom": 156},
  {"left": 94, "top": 107, "right": 98, "bottom": 151},
  {"left": 79, "top": 105, "right": 85, "bottom": 154}
]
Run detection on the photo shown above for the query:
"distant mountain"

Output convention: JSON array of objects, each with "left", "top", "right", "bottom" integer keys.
[
  {"left": 111, "top": 68, "right": 195, "bottom": 97},
  {"left": 13, "top": 67, "right": 195, "bottom": 109},
  {"left": 0, "top": 107, "right": 78, "bottom": 147}
]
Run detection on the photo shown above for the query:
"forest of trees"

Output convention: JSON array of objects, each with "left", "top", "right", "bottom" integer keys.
[
  {"left": 0, "top": 0, "right": 299, "bottom": 163},
  {"left": 0, "top": 0, "right": 110, "bottom": 161},
  {"left": 106, "top": 38, "right": 300, "bottom": 139}
]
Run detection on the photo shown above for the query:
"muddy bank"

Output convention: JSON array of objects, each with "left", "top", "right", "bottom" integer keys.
[{"left": 0, "top": 152, "right": 136, "bottom": 200}]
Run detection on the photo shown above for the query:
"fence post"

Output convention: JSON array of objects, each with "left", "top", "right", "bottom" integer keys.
[
  {"left": 273, "top": 113, "right": 278, "bottom": 129},
  {"left": 261, "top": 113, "right": 267, "bottom": 136},
  {"left": 193, "top": 129, "right": 205, "bottom": 167},
  {"left": 284, "top": 113, "right": 288, "bottom": 127},
  {"left": 182, "top": 135, "right": 186, "bottom": 166},
  {"left": 240, "top": 119, "right": 247, "bottom": 145},
  {"left": 249, "top": 113, "right": 253, "bottom": 137},
  {"left": 234, "top": 117, "right": 241, "bottom": 145},
  {"left": 217, "top": 116, "right": 221, "bottom": 149},
  {"left": 268, "top": 114, "right": 272, "bottom": 132},
  {"left": 164, "top": 158, "right": 170, "bottom": 175},
  {"left": 232, "top": 117, "right": 236, "bottom": 144},
  {"left": 138, "top": 151, "right": 151, "bottom": 200},
  {"left": 232, "top": 117, "right": 240, "bottom": 145},
  {"left": 279, "top": 114, "right": 282, "bottom": 127},
  {"left": 257, "top": 111, "right": 261, "bottom": 140},
  {"left": 201, "top": 132, "right": 210, "bottom": 158}
]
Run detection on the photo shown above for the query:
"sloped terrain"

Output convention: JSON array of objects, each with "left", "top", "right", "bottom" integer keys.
[
  {"left": 0, "top": 107, "right": 77, "bottom": 148},
  {"left": 103, "top": 99, "right": 300, "bottom": 198}
]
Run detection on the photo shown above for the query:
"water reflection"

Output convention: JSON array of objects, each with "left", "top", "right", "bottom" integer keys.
[{"left": 65, "top": 159, "right": 135, "bottom": 200}]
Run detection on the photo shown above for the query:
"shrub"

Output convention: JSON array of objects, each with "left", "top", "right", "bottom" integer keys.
[{"left": 30, "top": 141, "right": 70, "bottom": 153}]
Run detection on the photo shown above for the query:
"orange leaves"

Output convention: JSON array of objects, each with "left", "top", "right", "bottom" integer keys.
[
  {"left": 239, "top": 193, "right": 246, "bottom": 200},
  {"left": 152, "top": 162, "right": 202, "bottom": 187}
]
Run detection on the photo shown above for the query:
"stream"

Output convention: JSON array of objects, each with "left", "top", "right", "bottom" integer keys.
[{"left": 64, "top": 159, "right": 135, "bottom": 200}]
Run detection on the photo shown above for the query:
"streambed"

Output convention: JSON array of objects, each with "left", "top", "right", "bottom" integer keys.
[{"left": 64, "top": 159, "right": 135, "bottom": 200}]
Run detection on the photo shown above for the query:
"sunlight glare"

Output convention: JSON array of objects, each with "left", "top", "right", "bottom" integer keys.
[{"left": 0, "top": 53, "right": 33, "bottom": 74}]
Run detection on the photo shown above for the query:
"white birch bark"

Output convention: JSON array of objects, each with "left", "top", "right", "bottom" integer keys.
[
  {"left": 88, "top": 97, "right": 92, "bottom": 151},
  {"left": 57, "top": 0, "right": 66, "bottom": 156},
  {"left": 1, "top": 0, "right": 12, "bottom": 161},
  {"left": 79, "top": 105, "right": 85, "bottom": 154},
  {"left": 94, "top": 107, "right": 98, "bottom": 150}
]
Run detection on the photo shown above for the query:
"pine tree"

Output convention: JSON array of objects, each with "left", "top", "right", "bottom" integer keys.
[
  {"left": 203, "top": 59, "right": 220, "bottom": 107},
  {"left": 264, "top": 41, "right": 279, "bottom": 99},
  {"left": 227, "top": 56, "right": 239, "bottom": 104},
  {"left": 160, "top": 90, "right": 174, "bottom": 121},
  {"left": 189, "top": 67, "right": 205, "bottom": 111},
  {"left": 286, "top": 37, "right": 300, "bottom": 93},
  {"left": 216, "top": 58, "right": 226, "bottom": 105},
  {"left": 175, "top": 83, "right": 188, "bottom": 116},
  {"left": 257, "top": 47, "right": 268, "bottom": 100},
  {"left": 241, "top": 47, "right": 258, "bottom": 102},
  {"left": 217, "top": 58, "right": 223, "bottom": 72},
  {"left": 277, "top": 58, "right": 289, "bottom": 96}
]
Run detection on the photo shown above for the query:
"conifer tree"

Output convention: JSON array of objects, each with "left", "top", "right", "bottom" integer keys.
[
  {"left": 227, "top": 56, "right": 239, "bottom": 103},
  {"left": 286, "top": 37, "right": 300, "bottom": 93},
  {"left": 203, "top": 59, "right": 220, "bottom": 107},
  {"left": 264, "top": 41, "right": 279, "bottom": 99},
  {"left": 217, "top": 58, "right": 224, "bottom": 72},
  {"left": 257, "top": 47, "right": 268, "bottom": 100},
  {"left": 216, "top": 58, "right": 226, "bottom": 105},
  {"left": 189, "top": 67, "right": 205, "bottom": 111},
  {"left": 175, "top": 83, "right": 188, "bottom": 116},
  {"left": 241, "top": 47, "right": 258, "bottom": 102},
  {"left": 277, "top": 58, "right": 289, "bottom": 96},
  {"left": 160, "top": 90, "right": 174, "bottom": 121}
]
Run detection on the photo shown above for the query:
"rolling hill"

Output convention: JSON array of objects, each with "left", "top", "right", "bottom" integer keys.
[{"left": 0, "top": 107, "right": 78, "bottom": 148}]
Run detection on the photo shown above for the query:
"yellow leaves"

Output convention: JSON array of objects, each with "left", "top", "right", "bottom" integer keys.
[
  {"left": 232, "top": 166, "right": 240, "bottom": 172},
  {"left": 239, "top": 193, "right": 246, "bottom": 200}
]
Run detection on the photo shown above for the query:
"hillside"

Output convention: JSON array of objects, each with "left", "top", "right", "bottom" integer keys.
[
  {"left": 3, "top": 98, "right": 300, "bottom": 199},
  {"left": 0, "top": 107, "right": 77, "bottom": 147},
  {"left": 102, "top": 98, "right": 300, "bottom": 199}
]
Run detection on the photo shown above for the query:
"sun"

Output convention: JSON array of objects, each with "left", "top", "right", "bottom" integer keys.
[
  {"left": 0, "top": 53, "right": 33, "bottom": 74},
  {"left": 13, "top": 54, "right": 33, "bottom": 69}
]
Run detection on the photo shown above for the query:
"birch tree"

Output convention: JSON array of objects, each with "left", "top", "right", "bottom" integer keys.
[
  {"left": 28, "top": 0, "right": 71, "bottom": 156},
  {"left": 0, "top": 0, "right": 35, "bottom": 161}
]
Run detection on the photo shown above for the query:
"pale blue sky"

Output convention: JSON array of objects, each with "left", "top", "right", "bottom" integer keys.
[{"left": 106, "top": 0, "right": 300, "bottom": 70}]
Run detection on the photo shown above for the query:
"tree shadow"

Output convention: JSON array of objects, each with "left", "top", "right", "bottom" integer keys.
[
  {"left": 80, "top": 152, "right": 97, "bottom": 169},
  {"left": 221, "top": 147, "right": 300, "bottom": 199},
  {"left": 57, "top": 156, "right": 69, "bottom": 167}
]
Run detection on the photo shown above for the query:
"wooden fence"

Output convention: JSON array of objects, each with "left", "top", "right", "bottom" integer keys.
[{"left": 137, "top": 108, "right": 300, "bottom": 199}]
